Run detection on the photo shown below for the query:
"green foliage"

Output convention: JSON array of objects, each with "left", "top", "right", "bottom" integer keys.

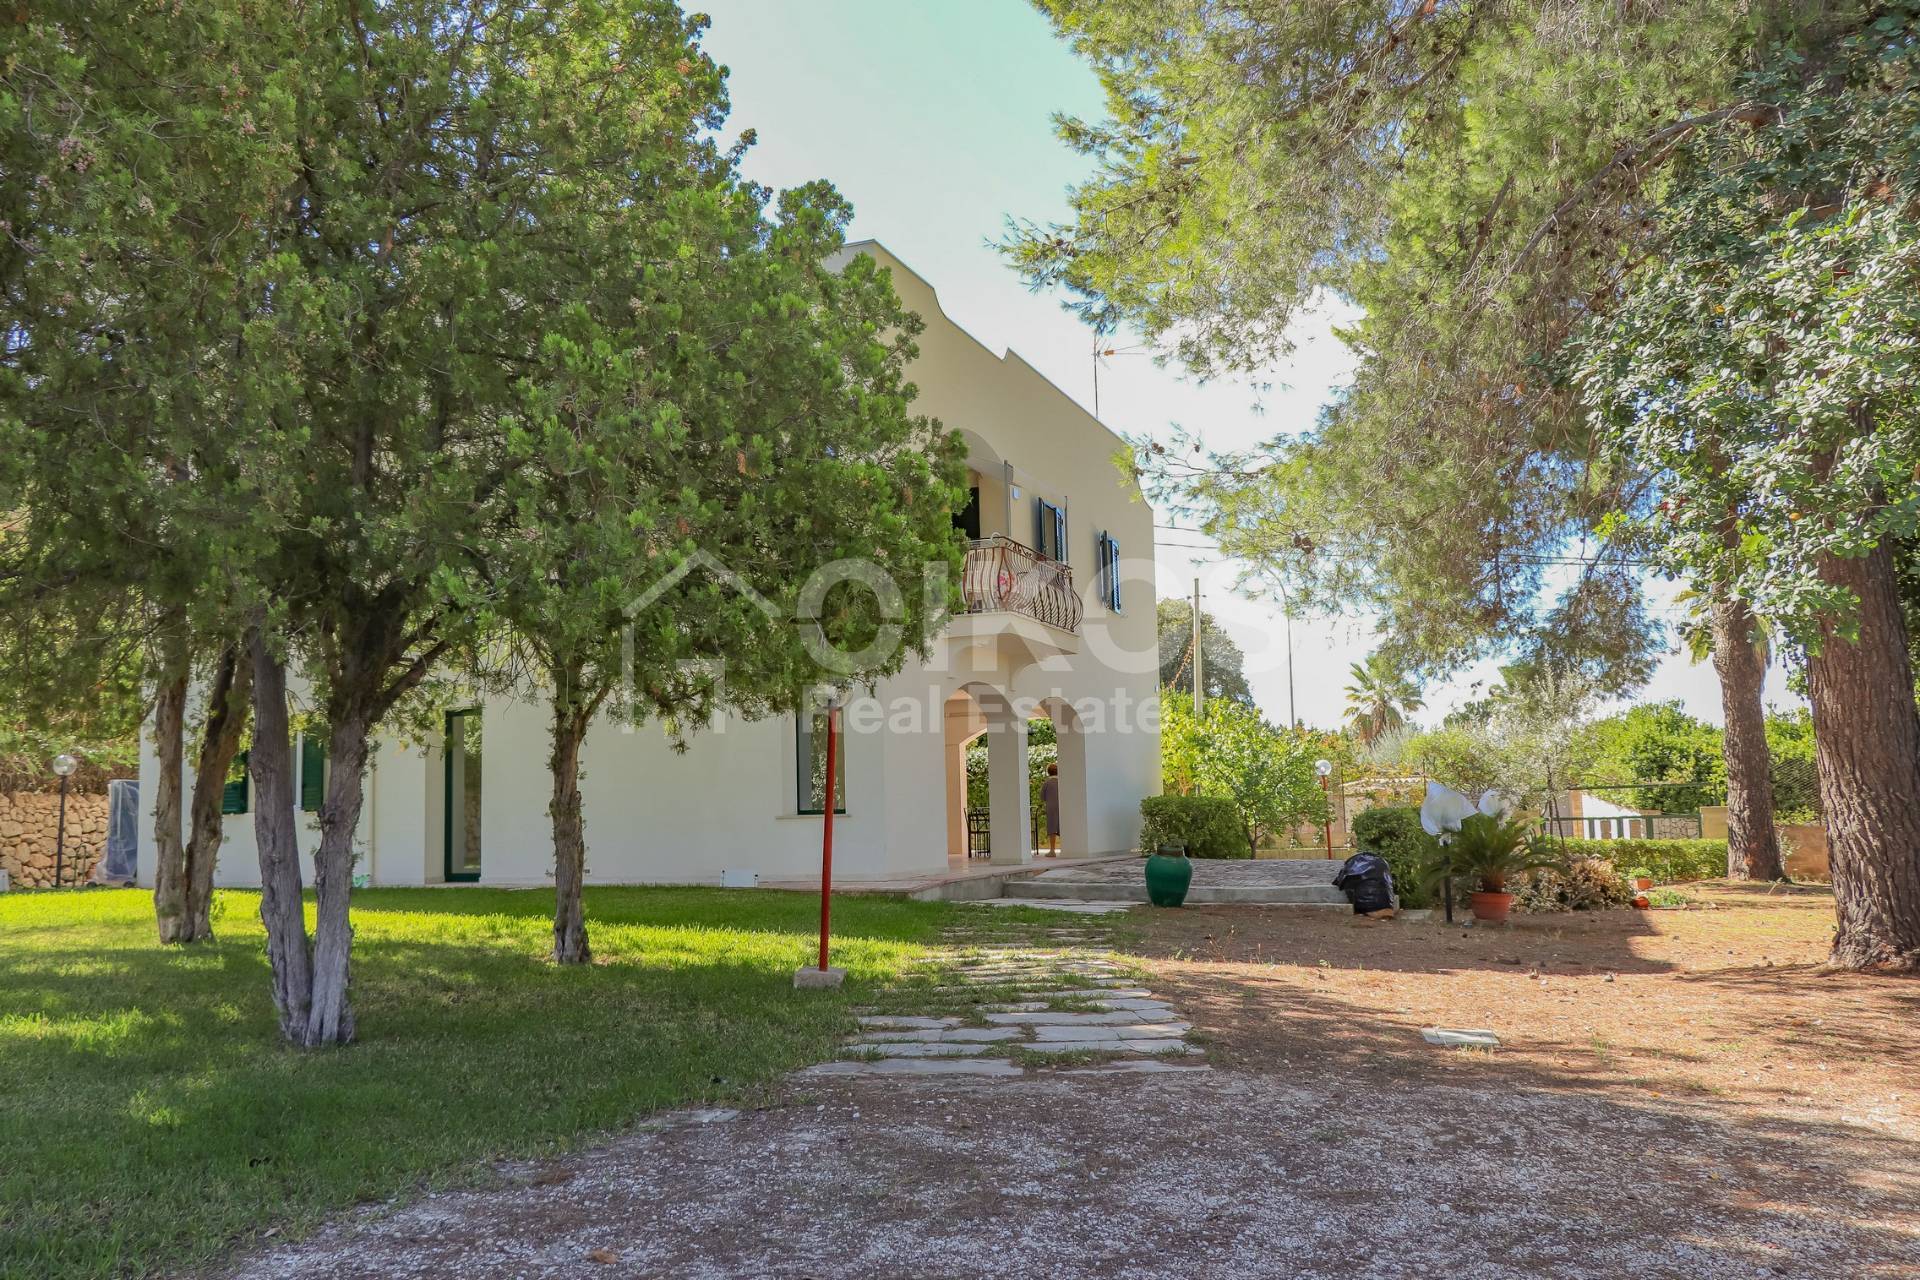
[
  {"left": 1401, "top": 667, "right": 1604, "bottom": 806},
  {"left": 0, "top": 885, "right": 962, "bottom": 1280},
  {"left": 1344, "top": 651, "right": 1424, "bottom": 745},
  {"left": 1421, "top": 813, "right": 1561, "bottom": 894},
  {"left": 1161, "top": 696, "right": 1327, "bottom": 855},
  {"left": 1390, "top": 726, "right": 1493, "bottom": 797},
  {"left": 1157, "top": 598, "right": 1255, "bottom": 707},
  {"left": 1764, "top": 709, "right": 1821, "bottom": 821},
  {"left": 1513, "top": 858, "right": 1636, "bottom": 913},
  {"left": 1350, "top": 804, "right": 1439, "bottom": 909},
  {"left": 1138, "top": 795, "right": 1245, "bottom": 859},
  {"left": 1553, "top": 838, "right": 1728, "bottom": 884},
  {"left": 1587, "top": 701, "right": 1727, "bottom": 812},
  {"left": 1572, "top": 8, "right": 1920, "bottom": 649},
  {"left": 965, "top": 718, "right": 1058, "bottom": 835},
  {"left": 1010, "top": 2, "right": 1825, "bottom": 682}
]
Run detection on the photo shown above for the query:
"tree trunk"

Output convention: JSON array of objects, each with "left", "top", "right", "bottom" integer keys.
[
  {"left": 1708, "top": 595, "right": 1784, "bottom": 880},
  {"left": 1804, "top": 540, "right": 1920, "bottom": 971},
  {"left": 549, "top": 683, "right": 593, "bottom": 966},
  {"left": 248, "top": 623, "right": 316, "bottom": 1040},
  {"left": 303, "top": 713, "right": 369, "bottom": 1046},
  {"left": 151, "top": 635, "right": 191, "bottom": 942},
  {"left": 181, "top": 640, "right": 251, "bottom": 942}
]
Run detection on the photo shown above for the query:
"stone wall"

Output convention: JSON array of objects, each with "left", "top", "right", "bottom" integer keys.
[
  {"left": 0, "top": 791, "right": 110, "bottom": 888},
  {"left": 1777, "top": 822, "right": 1831, "bottom": 882}
]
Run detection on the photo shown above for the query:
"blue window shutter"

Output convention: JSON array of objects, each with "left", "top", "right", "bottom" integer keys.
[
  {"left": 1108, "top": 536, "right": 1122, "bottom": 610},
  {"left": 1034, "top": 496, "right": 1047, "bottom": 554},
  {"left": 1054, "top": 505, "right": 1067, "bottom": 563}
]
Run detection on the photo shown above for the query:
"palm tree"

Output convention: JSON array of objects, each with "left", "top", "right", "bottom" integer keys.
[{"left": 1345, "top": 652, "right": 1424, "bottom": 745}]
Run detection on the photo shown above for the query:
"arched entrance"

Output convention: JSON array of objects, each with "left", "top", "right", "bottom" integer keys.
[
  {"left": 943, "top": 682, "right": 1030, "bottom": 867},
  {"left": 1036, "top": 696, "right": 1090, "bottom": 859}
]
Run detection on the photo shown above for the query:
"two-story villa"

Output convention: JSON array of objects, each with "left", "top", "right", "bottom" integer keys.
[{"left": 137, "top": 241, "right": 1160, "bottom": 889}]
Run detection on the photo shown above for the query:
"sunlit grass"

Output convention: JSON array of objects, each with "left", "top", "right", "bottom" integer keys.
[{"left": 0, "top": 884, "right": 962, "bottom": 1280}]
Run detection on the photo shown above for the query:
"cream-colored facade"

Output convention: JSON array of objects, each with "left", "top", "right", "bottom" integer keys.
[{"left": 139, "top": 241, "right": 1160, "bottom": 889}]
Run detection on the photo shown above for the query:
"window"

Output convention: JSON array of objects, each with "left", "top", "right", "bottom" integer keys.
[
  {"left": 221, "top": 751, "right": 250, "bottom": 815},
  {"left": 954, "top": 486, "right": 981, "bottom": 540},
  {"left": 1035, "top": 497, "right": 1066, "bottom": 560},
  {"left": 1095, "top": 531, "right": 1123, "bottom": 611},
  {"left": 299, "top": 727, "right": 328, "bottom": 812},
  {"left": 795, "top": 711, "right": 847, "bottom": 815},
  {"left": 444, "top": 709, "right": 483, "bottom": 882}
]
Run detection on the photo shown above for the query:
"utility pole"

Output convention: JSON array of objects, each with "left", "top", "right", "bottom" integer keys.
[{"left": 1191, "top": 578, "right": 1204, "bottom": 719}]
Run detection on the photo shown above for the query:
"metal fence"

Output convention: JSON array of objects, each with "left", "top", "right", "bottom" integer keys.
[
  {"left": 1543, "top": 812, "right": 1704, "bottom": 841},
  {"left": 962, "top": 535, "right": 1082, "bottom": 633},
  {"left": 964, "top": 806, "right": 1042, "bottom": 859}
]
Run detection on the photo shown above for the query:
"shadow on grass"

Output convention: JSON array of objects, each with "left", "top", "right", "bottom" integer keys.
[{"left": 0, "top": 886, "right": 960, "bottom": 1280}]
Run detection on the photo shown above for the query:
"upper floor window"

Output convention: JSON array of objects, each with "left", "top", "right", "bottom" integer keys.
[
  {"left": 1035, "top": 497, "right": 1066, "bottom": 561},
  {"left": 1095, "top": 531, "right": 1123, "bottom": 612}
]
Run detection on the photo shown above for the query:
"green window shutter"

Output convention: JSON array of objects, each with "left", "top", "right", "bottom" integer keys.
[
  {"left": 221, "top": 753, "right": 250, "bottom": 815},
  {"left": 300, "top": 733, "right": 327, "bottom": 812},
  {"left": 1107, "top": 535, "right": 1122, "bottom": 610}
]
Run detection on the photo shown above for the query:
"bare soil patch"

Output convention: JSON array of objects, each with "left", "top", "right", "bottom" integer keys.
[
  {"left": 1124, "top": 882, "right": 1919, "bottom": 1107},
  {"left": 212, "top": 887, "right": 1920, "bottom": 1279}
]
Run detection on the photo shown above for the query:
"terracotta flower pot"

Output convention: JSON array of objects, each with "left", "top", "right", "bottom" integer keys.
[
  {"left": 1633, "top": 876, "right": 1653, "bottom": 891},
  {"left": 1468, "top": 890, "right": 1515, "bottom": 924}
]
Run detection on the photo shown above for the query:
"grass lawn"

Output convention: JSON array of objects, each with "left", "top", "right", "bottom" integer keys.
[{"left": 0, "top": 885, "right": 973, "bottom": 1280}]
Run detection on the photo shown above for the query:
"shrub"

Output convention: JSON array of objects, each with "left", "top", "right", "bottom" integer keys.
[
  {"left": 1513, "top": 857, "right": 1635, "bottom": 913},
  {"left": 1553, "top": 838, "right": 1727, "bottom": 883},
  {"left": 1139, "top": 795, "right": 1244, "bottom": 859},
  {"left": 1419, "top": 813, "right": 1562, "bottom": 895},
  {"left": 1350, "top": 805, "right": 1439, "bottom": 907}
]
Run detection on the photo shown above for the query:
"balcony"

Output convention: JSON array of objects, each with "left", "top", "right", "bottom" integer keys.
[{"left": 960, "top": 535, "right": 1082, "bottom": 635}]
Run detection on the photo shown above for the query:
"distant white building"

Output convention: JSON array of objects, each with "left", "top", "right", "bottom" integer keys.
[
  {"left": 139, "top": 241, "right": 1161, "bottom": 889},
  {"left": 1554, "top": 789, "right": 1663, "bottom": 840}
]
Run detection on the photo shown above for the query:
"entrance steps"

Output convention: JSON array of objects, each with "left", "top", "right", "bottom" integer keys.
[{"left": 1001, "top": 859, "right": 1350, "bottom": 907}]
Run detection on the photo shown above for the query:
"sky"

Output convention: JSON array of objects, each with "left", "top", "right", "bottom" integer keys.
[{"left": 697, "top": 0, "right": 1803, "bottom": 730}]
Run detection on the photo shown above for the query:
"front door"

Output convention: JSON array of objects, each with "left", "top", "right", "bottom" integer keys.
[{"left": 443, "top": 709, "right": 483, "bottom": 882}]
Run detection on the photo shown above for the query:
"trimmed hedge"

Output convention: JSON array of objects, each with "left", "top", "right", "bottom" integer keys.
[
  {"left": 1140, "top": 795, "right": 1245, "bottom": 859},
  {"left": 1553, "top": 837, "right": 1727, "bottom": 883},
  {"left": 1350, "top": 805, "right": 1440, "bottom": 908}
]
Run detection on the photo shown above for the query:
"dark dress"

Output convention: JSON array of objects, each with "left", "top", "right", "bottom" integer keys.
[{"left": 1040, "top": 777, "right": 1061, "bottom": 837}]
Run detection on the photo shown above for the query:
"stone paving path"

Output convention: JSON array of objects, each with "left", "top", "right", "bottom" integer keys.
[
  {"left": 966, "top": 897, "right": 1136, "bottom": 914},
  {"left": 802, "top": 920, "right": 1207, "bottom": 1080}
]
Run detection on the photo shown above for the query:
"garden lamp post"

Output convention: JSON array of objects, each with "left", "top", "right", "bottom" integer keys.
[
  {"left": 1315, "top": 758, "right": 1334, "bottom": 859},
  {"left": 51, "top": 753, "right": 77, "bottom": 888}
]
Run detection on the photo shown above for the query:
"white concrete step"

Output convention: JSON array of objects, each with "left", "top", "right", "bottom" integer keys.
[{"left": 999, "top": 877, "right": 1349, "bottom": 906}]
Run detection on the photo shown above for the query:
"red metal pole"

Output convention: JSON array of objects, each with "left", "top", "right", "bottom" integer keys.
[
  {"left": 1321, "top": 775, "right": 1333, "bottom": 859},
  {"left": 817, "top": 705, "right": 837, "bottom": 971}
]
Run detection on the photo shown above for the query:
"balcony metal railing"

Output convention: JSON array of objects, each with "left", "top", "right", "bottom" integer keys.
[{"left": 961, "top": 535, "right": 1082, "bottom": 633}]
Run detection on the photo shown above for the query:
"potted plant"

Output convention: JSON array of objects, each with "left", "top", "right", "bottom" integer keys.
[
  {"left": 1144, "top": 842, "right": 1193, "bottom": 907},
  {"left": 1421, "top": 814, "right": 1563, "bottom": 924},
  {"left": 1628, "top": 867, "right": 1654, "bottom": 892}
]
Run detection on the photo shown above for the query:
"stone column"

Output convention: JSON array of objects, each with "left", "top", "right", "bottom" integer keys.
[
  {"left": 1050, "top": 705, "right": 1090, "bottom": 858},
  {"left": 945, "top": 735, "right": 968, "bottom": 858},
  {"left": 987, "top": 717, "right": 1030, "bottom": 866}
]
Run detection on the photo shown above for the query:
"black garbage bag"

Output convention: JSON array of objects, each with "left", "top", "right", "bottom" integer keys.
[{"left": 1333, "top": 851, "right": 1395, "bottom": 915}]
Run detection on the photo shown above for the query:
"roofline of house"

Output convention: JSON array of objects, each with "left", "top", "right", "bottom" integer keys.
[{"left": 841, "top": 238, "right": 1138, "bottom": 463}]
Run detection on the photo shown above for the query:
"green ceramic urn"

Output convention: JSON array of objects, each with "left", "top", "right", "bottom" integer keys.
[{"left": 1144, "top": 843, "right": 1193, "bottom": 907}]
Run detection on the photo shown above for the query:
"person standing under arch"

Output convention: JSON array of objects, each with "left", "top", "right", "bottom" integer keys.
[{"left": 1040, "top": 762, "right": 1061, "bottom": 856}]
